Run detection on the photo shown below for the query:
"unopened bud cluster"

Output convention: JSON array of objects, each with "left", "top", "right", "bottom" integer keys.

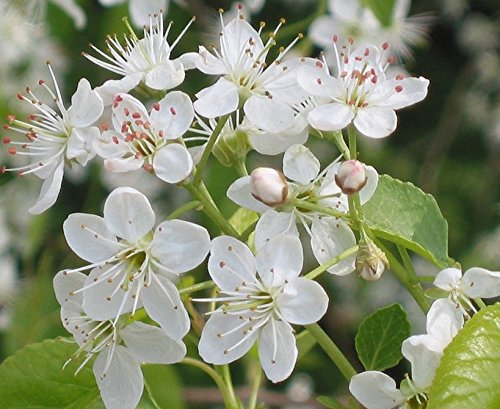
[
  {"left": 355, "top": 237, "right": 389, "bottom": 281},
  {"left": 335, "top": 160, "right": 368, "bottom": 195},
  {"left": 250, "top": 167, "right": 289, "bottom": 207}
]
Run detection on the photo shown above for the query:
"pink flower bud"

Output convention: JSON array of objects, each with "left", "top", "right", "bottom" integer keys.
[
  {"left": 250, "top": 167, "right": 288, "bottom": 207},
  {"left": 335, "top": 160, "right": 368, "bottom": 195}
]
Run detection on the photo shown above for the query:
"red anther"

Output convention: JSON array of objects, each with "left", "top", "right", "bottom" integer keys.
[
  {"left": 112, "top": 136, "right": 119, "bottom": 144},
  {"left": 125, "top": 134, "right": 134, "bottom": 142},
  {"left": 158, "top": 130, "right": 164, "bottom": 138},
  {"left": 361, "top": 102, "right": 368, "bottom": 107},
  {"left": 121, "top": 123, "right": 129, "bottom": 133},
  {"left": 115, "top": 95, "right": 123, "bottom": 102},
  {"left": 17, "top": 94, "right": 23, "bottom": 100},
  {"left": 382, "top": 42, "right": 389, "bottom": 50},
  {"left": 132, "top": 112, "right": 141, "bottom": 119},
  {"left": 21, "top": 143, "right": 28, "bottom": 149},
  {"left": 395, "top": 74, "right": 405, "bottom": 80},
  {"left": 38, "top": 80, "right": 45, "bottom": 85},
  {"left": 0, "top": 166, "right": 6, "bottom": 174},
  {"left": 27, "top": 114, "right": 36, "bottom": 121},
  {"left": 348, "top": 37, "right": 354, "bottom": 45},
  {"left": 27, "top": 131, "right": 37, "bottom": 140},
  {"left": 387, "top": 55, "right": 396, "bottom": 64},
  {"left": 124, "top": 107, "right": 130, "bottom": 116},
  {"left": 143, "top": 163, "right": 154, "bottom": 172},
  {"left": 100, "top": 123, "right": 109, "bottom": 131},
  {"left": 364, "top": 48, "right": 370, "bottom": 56},
  {"left": 371, "top": 68, "right": 376, "bottom": 75},
  {"left": 371, "top": 75, "right": 378, "bottom": 84},
  {"left": 143, "top": 122, "right": 151, "bottom": 130},
  {"left": 395, "top": 85, "right": 403, "bottom": 92},
  {"left": 170, "top": 107, "right": 177, "bottom": 115},
  {"left": 135, "top": 120, "right": 144, "bottom": 126},
  {"left": 237, "top": 3, "right": 243, "bottom": 10},
  {"left": 2, "top": 137, "right": 11, "bottom": 144},
  {"left": 3, "top": 125, "right": 9, "bottom": 130},
  {"left": 8, "top": 147, "right": 17, "bottom": 155},
  {"left": 316, "top": 78, "right": 322, "bottom": 85},
  {"left": 315, "top": 60, "right": 323, "bottom": 68},
  {"left": 333, "top": 34, "right": 338, "bottom": 43},
  {"left": 152, "top": 102, "right": 160, "bottom": 111},
  {"left": 343, "top": 56, "right": 349, "bottom": 64},
  {"left": 355, "top": 56, "right": 362, "bottom": 61},
  {"left": 25, "top": 86, "right": 30, "bottom": 93},
  {"left": 340, "top": 70, "right": 348, "bottom": 77}
]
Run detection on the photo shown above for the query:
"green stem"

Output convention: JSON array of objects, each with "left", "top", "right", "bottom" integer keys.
[
  {"left": 236, "top": 159, "right": 248, "bottom": 177},
  {"left": 379, "top": 242, "right": 431, "bottom": 314},
  {"left": 347, "top": 125, "right": 357, "bottom": 160},
  {"left": 193, "top": 114, "right": 230, "bottom": 186},
  {"left": 474, "top": 298, "right": 487, "bottom": 309},
  {"left": 222, "top": 364, "right": 240, "bottom": 409},
  {"left": 289, "top": 199, "right": 351, "bottom": 220},
  {"left": 305, "top": 323, "right": 357, "bottom": 381},
  {"left": 417, "top": 275, "right": 438, "bottom": 282},
  {"left": 327, "top": 130, "right": 350, "bottom": 159},
  {"left": 182, "top": 180, "right": 241, "bottom": 238},
  {"left": 306, "top": 246, "right": 359, "bottom": 280},
  {"left": 181, "top": 358, "right": 238, "bottom": 409},
  {"left": 247, "top": 364, "right": 263, "bottom": 409},
  {"left": 179, "top": 280, "right": 215, "bottom": 296},
  {"left": 166, "top": 200, "right": 202, "bottom": 220}
]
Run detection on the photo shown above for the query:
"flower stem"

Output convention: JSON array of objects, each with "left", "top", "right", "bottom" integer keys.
[
  {"left": 380, "top": 242, "right": 431, "bottom": 313},
  {"left": 182, "top": 180, "right": 241, "bottom": 238},
  {"left": 179, "top": 280, "right": 215, "bottom": 296},
  {"left": 289, "top": 199, "right": 351, "bottom": 220},
  {"left": 247, "top": 363, "right": 263, "bottom": 409},
  {"left": 181, "top": 358, "right": 238, "bottom": 409},
  {"left": 304, "top": 323, "right": 357, "bottom": 381},
  {"left": 305, "top": 245, "right": 359, "bottom": 280},
  {"left": 222, "top": 364, "right": 240, "bottom": 409},
  {"left": 347, "top": 125, "right": 357, "bottom": 160},
  {"left": 193, "top": 114, "right": 230, "bottom": 186},
  {"left": 474, "top": 298, "right": 487, "bottom": 309},
  {"left": 166, "top": 200, "right": 202, "bottom": 220}
]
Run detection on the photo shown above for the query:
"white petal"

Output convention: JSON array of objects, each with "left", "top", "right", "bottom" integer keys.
[
  {"left": 69, "top": 127, "right": 99, "bottom": 165},
  {"left": 283, "top": 144, "right": 320, "bottom": 185},
  {"left": 63, "top": 213, "right": 122, "bottom": 263},
  {"left": 433, "top": 268, "right": 462, "bottom": 291},
  {"left": 308, "top": 103, "right": 354, "bottom": 132},
  {"left": 104, "top": 157, "right": 144, "bottom": 173},
  {"left": 199, "top": 312, "right": 257, "bottom": 365},
  {"left": 142, "top": 274, "right": 190, "bottom": 339},
  {"left": 129, "top": 0, "right": 168, "bottom": 27},
  {"left": 153, "top": 143, "right": 193, "bottom": 183},
  {"left": 311, "top": 218, "right": 356, "bottom": 275},
  {"left": 144, "top": 60, "right": 185, "bottom": 91},
  {"left": 176, "top": 52, "right": 199, "bottom": 70},
  {"left": 222, "top": 18, "right": 264, "bottom": 65},
  {"left": 255, "top": 234, "right": 303, "bottom": 288},
  {"left": 402, "top": 335, "right": 442, "bottom": 390},
  {"left": 254, "top": 210, "right": 298, "bottom": 250},
  {"left": 194, "top": 78, "right": 239, "bottom": 118},
  {"left": 244, "top": 96, "right": 295, "bottom": 134},
  {"left": 82, "top": 266, "right": 135, "bottom": 321},
  {"left": 52, "top": 0, "right": 86, "bottom": 29},
  {"left": 227, "top": 176, "right": 272, "bottom": 213},
  {"left": 121, "top": 321, "right": 186, "bottom": 364},
  {"left": 94, "top": 130, "right": 130, "bottom": 159},
  {"left": 93, "top": 345, "right": 143, "bottom": 409},
  {"left": 95, "top": 74, "right": 142, "bottom": 106},
  {"left": 29, "top": 160, "right": 64, "bottom": 214},
  {"left": 462, "top": 267, "right": 500, "bottom": 298},
  {"left": 195, "top": 46, "right": 228, "bottom": 75},
  {"left": 111, "top": 94, "right": 149, "bottom": 135},
  {"left": 151, "top": 219, "right": 210, "bottom": 273},
  {"left": 208, "top": 236, "right": 257, "bottom": 293},
  {"left": 359, "top": 165, "right": 379, "bottom": 205},
  {"left": 379, "top": 77, "right": 430, "bottom": 110},
  {"left": 426, "top": 298, "right": 464, "bottom": 347},
  {"left": 258, "top": 318, "right": 297, "bottom": 383},
  {"left": 349, "top": 371, "right": 405, "bottom": 409},
  {"left": 151, "top": 91, "right": 194, "bottom": 138},
  {"left": 354, "top": 107, "right": 397, "bottom": 139},
  {"left": 248, "top": 119, "right": 308, "bottom": 155},
  {"left": 297, "top": 64, "right": 341, "bottom": 98},
  {"left": 67, "top": 78, "right": 104, "bottom": 127},
  {"left": 53, "top": 270, "right": 86, "bottom": 310},
  {"left": 103, "top": 187, "right": 155, "bottom": 242},
  {"left": 277, "top": 277, "right": 328, "bottom": 325}
]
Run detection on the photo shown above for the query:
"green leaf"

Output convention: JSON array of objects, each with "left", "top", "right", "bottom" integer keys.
[
  {"left": 362, "top": 0, "right": 397, "bottom": 27},
  {"left": 0, "top": 338, "right": 102, "bottom": 408},
  {"left": 317, "top": 396, "right": 346, "bottom": 409},
  {"left": 427, "top": 303, "right": 500, "bottom": 409},
  {"left": 229, "top": 206, "right": 258, "bottom": 235},
  {"left": 355, "top": 303, "right": 411, "bottom": 371},
  {"left": 363, "top": 174, "right": 449, "bottom": 268}
]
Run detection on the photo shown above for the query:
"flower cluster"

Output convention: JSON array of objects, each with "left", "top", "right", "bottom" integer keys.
[{"left": 2, "top": 4, "right": 496, "bottom": 409}]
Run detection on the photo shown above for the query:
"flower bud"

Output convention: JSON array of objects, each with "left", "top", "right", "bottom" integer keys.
[
  {"left": 355, "top": 238, "right": 389, "bottom": 281},
  {"left": 212, "top": 128, "right": 251, "bottom": 167},
  {"left": 335, "top": 160, "right": 367, "bottom": 195},
  {"left": 250, "top": 167, "right": 288, "bottom": 207}
]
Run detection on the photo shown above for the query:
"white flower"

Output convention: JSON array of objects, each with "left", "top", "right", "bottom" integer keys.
[
  {"left": 198, "top": 234, "right": 328, "bottom": 383},
  {"left": 31, "top": 0, "right": 86, "bottom": 29},
  {"left": 62, "top": 187, "right": 210, "bottom": 339},
  {"left": 434, "top": 267, "right": 500, "bottom": 315},
  {"left": 84, "top": 12, "right": 195, "bottom": 104},
  {"left": 2, "top": 64, "right": 103, "bottom": 213},
  {"left": 297, "top": 41, "right": 429, "bottom": 138},
  {"left": 227, "top": 144, "right": 378, "bottom": 274},
  {"left": 94, "top": 91, "right": 194, "bottom": 183},
  {"left": 193, "top": 9, "right": 310, "bottom": 133},
  {"left": 53, "top": 270, "right": 186, "bottom": 409},
  {"left": 349, "top": 299, "right": 464, "bottom": 409}
]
